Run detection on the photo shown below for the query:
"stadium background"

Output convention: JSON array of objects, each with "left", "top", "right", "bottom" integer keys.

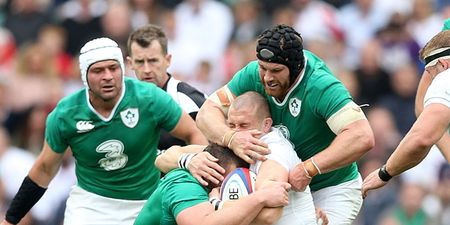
[{"left": 0, "top": 0, "right": 449, "bottom": 224}]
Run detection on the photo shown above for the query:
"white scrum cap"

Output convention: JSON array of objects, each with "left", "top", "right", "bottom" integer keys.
[{"left": 79, "top": 37, "right": 125, "bottom": 87}]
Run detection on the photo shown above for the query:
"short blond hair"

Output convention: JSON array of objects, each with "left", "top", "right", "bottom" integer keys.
[
  {"left": 419, "top": 30, "right": 450, "bottom": 60},
  {"left": 230, "top": 91, "right": 271, "bottom": 121}
]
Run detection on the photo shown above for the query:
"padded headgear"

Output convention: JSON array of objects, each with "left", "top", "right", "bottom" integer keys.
[
  {"left": 79, "top": 37, "right": 125, "bottom": 87},
  {"left": 256, "top": 24, "right": 305, "bottom": 84}
]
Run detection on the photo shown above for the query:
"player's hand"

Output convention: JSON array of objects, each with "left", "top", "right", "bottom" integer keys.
[
  {"left": 228, "top": 130, "right": 269, "bottom": 164},
  {"left": 362, "top": 169, "right": 387, "bottom": 199},
  {"left": 188, "top": 151, "right": 225, "bottom": 186},
  {"left": 257, "top": 181, "right": 290, "bottom": 207},
  {"left": 288, "top": 162, "right": 312, "bottom": 192},
  {"left": 315, "top": 207, "right": 328, "bottom": 225}
]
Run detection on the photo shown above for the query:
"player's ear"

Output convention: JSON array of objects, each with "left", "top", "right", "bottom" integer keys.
[
  {"left": 165, "top": 53, "right": 172, "bottom": 65},
  {"left": 440, "top": 58, "right": 450, "bottom": 69},
  {"left": 126, "top": 56, "right": 133, "bottom": 68},
  {"left": 262, "top": 118, "right": 272, "bottom": 133}
]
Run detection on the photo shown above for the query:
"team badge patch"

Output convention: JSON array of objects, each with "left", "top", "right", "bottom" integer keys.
[
  {"left": 289, "top": 98, "right": 301, "bottom": 117},
  {"left": 274, "top": 124, "right": 290, "bottom": 139},
  {"left": 120, "top": 108, "right": 139, "bottom": 128}
]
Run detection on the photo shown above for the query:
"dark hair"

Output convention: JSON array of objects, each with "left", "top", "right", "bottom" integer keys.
[
  {"left": 256, "top": 24, "right": 305, "bottom": 84},
  {"left": 204, "top": 143, "right": 249, "bottom": 189},
  {"left": 127, "top": 24, "right": 168, "bottom": 56}
]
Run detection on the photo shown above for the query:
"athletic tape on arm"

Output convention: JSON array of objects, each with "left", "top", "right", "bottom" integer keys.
[
  {"left": 326, "top": 101, "right": 367, "bottom": 134},
  {"left": 208, "top": 87, "right": 235, "bottom": 113}
]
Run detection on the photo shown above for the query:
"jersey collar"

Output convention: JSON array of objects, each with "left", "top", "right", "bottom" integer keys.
[
  {"left": 271, "top": 56, "right": 307, "bottom": 106},
  {"left": 85, "top": 79, "right": 126, "bottom": 122}
]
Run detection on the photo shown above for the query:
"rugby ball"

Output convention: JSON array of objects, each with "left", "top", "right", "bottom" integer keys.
[{"left": 220, "top": 167, "right": 256, "bottom": 200}]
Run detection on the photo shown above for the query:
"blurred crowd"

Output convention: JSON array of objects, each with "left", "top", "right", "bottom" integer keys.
[{"left": 0, "top": 0, "right": 449, "bottom": 224}]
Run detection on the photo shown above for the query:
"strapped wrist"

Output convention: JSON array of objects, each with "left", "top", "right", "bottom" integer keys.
[
  {"left": 221, "top": 130, "right": 236, "bottom": 147},
  {"left": 378, "top": 165, "right": 392, "bottom": 182},
  {"left": 302, "top": 163, "right": 312, "bottom": 179},
  {"left": 310, "top": 157, "right": 322, "bottom": 175},
  {"left": 209, "top": 197, "right": 223, "bottom": 210},
  {"left": 303, "top": 159, "right": 319, "bottom": 178},
  {"left": 5, "top": 176, "right": 47, "bottom": 224},
  {"left": 177, "top": 153, "right": 197, "bottom": 169}
]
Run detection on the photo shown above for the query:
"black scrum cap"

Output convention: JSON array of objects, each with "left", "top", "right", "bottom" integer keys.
[{"left": 256, "top": 24, "right": 305, "bottom": 84}]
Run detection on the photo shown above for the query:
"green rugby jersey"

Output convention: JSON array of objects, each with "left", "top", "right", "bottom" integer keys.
[
  {"left": 45, "top": 77, "right": 182, "bottom": 200},
  {"left": 134, "top": 169, "right": 208, "bottom": 225},
  {"left": 228, "top": 50, "right": 359, "bottom": 191}
]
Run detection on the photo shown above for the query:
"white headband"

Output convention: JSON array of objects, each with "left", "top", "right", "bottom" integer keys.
[{"left": 79, "top": 37, "right": 125, "bottom": 87}]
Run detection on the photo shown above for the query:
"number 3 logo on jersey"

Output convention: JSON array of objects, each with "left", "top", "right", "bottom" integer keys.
[{"left": 96, "top": 140, "right": 128, "bottom": 171}]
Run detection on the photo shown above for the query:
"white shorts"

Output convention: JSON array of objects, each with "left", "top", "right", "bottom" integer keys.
[
  {"left": 64, "top": 185, "right": 147, "bottom": 225},
  {"left": 312, "top": 175, "right": 363, "bottom": 225}
]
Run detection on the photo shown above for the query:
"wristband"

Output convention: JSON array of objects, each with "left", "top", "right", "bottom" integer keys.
[
  {"left": 310, "top": 157, "right": 322, "bottom": 175},
  {"left": 5, "top": 176, "right": 47, "bottom": 224},
  {"left": 178, "top": 153, "right": 197, "bottom": 169},
  {"left": 378, "top": 165, "right": 393, "bottom": 182},
  {"left": 303, "top": 160, "right": 319, "bottom": 178},
  {"left": 209, "top": 197, "right": 223, "bottom": 210},
  {"left": 221, "top": 130, "right": 236, "bottom": 147},
  {"left": 302, "top": 163, "right": 312, "bottom": 179},
  {"left": 227, "top": 132, "right": 237, "bottom": 148}
]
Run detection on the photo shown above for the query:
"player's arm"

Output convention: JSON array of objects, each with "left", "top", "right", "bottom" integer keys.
[
  {"left": 362, "top": 103, "right": 450, "bottom": 198},
  {"left": 176, "top": 181, "right": 290, "bottom": 225},
  {"left": 289, "top": 101, "right": 374, "bottom": 191},
  {"left": 170, "top": 110, "right": 208, "bottom": 145},
  {"left": 436, "top": 134, "right": 450, "bottom": 162},
  {"left": 385, "top": 103, "right": 450, "bottom": 176},
  {"left": 155, "top": 144, "right": 225, "bottom": 186},
  {"left": 312, "top": 102, "right": 374, "bottom": 172},
  {"left": 250, "top": 160, "right": 286, "bottom": 225},
  {"left": 197, "top": 86, "right": 269, "bottom": 164},
  {"left": 2, "top": 141, "right": 65, "bottom": 225},
  {"left": 414, "top": 71, "right": 450, "bottom": 161},
  {"left": 155, "top": 145, "right": 206, "bottom": 173},
  {"left": 196, "top": 86, "right": 236, "bottom": 144}
]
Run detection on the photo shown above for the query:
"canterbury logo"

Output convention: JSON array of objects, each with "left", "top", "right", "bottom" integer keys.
[{"left": 76, "top": 121, "right": 95, "bottom": 133}]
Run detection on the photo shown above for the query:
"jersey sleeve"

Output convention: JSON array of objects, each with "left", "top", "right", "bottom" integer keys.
[
  {"left": 45, "top": 108, "right": 68, "bottom": 153},
  {"left": 424, "top": 73, "right": 450, "bottom": 109},
  {"left": 260, "top": 130, "right": 300, "bottom": 172},
  {"left": 227, "top": 61, "right": 265, "bottom": 96},
  {"left": 165, "top": 176, "right": 209, "bottom": 219},
  {"left": 151, "top": 86, "right": 183, "bottom": 132},
  {"left": 266, "top": 142, "right": 299, "bottom": 171},
  {"left": 308, "top": 71, "right": 352, "bottom": 120}
]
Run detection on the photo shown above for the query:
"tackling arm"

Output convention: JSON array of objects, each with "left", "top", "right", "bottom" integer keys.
[
  {"left": 155, "top": 145, "right": 225, "bottom": 186},
  {"left": 250, "top": 160, "right": 286, "bottom": 225},
  {"left": 196, "top": 87, "right": 235, "bottom": 145},
  {"left": 314, "top": 102, "right": 374, "bottom": 174},
  {"left": 315, "top": 119, "right": 374, "bottom": 174},
  {"left": 176, "top": 181, "right": 290, "bottom": 225},
  {"left": 155, "top": 145, "right": 206, "bottom": 173}
]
